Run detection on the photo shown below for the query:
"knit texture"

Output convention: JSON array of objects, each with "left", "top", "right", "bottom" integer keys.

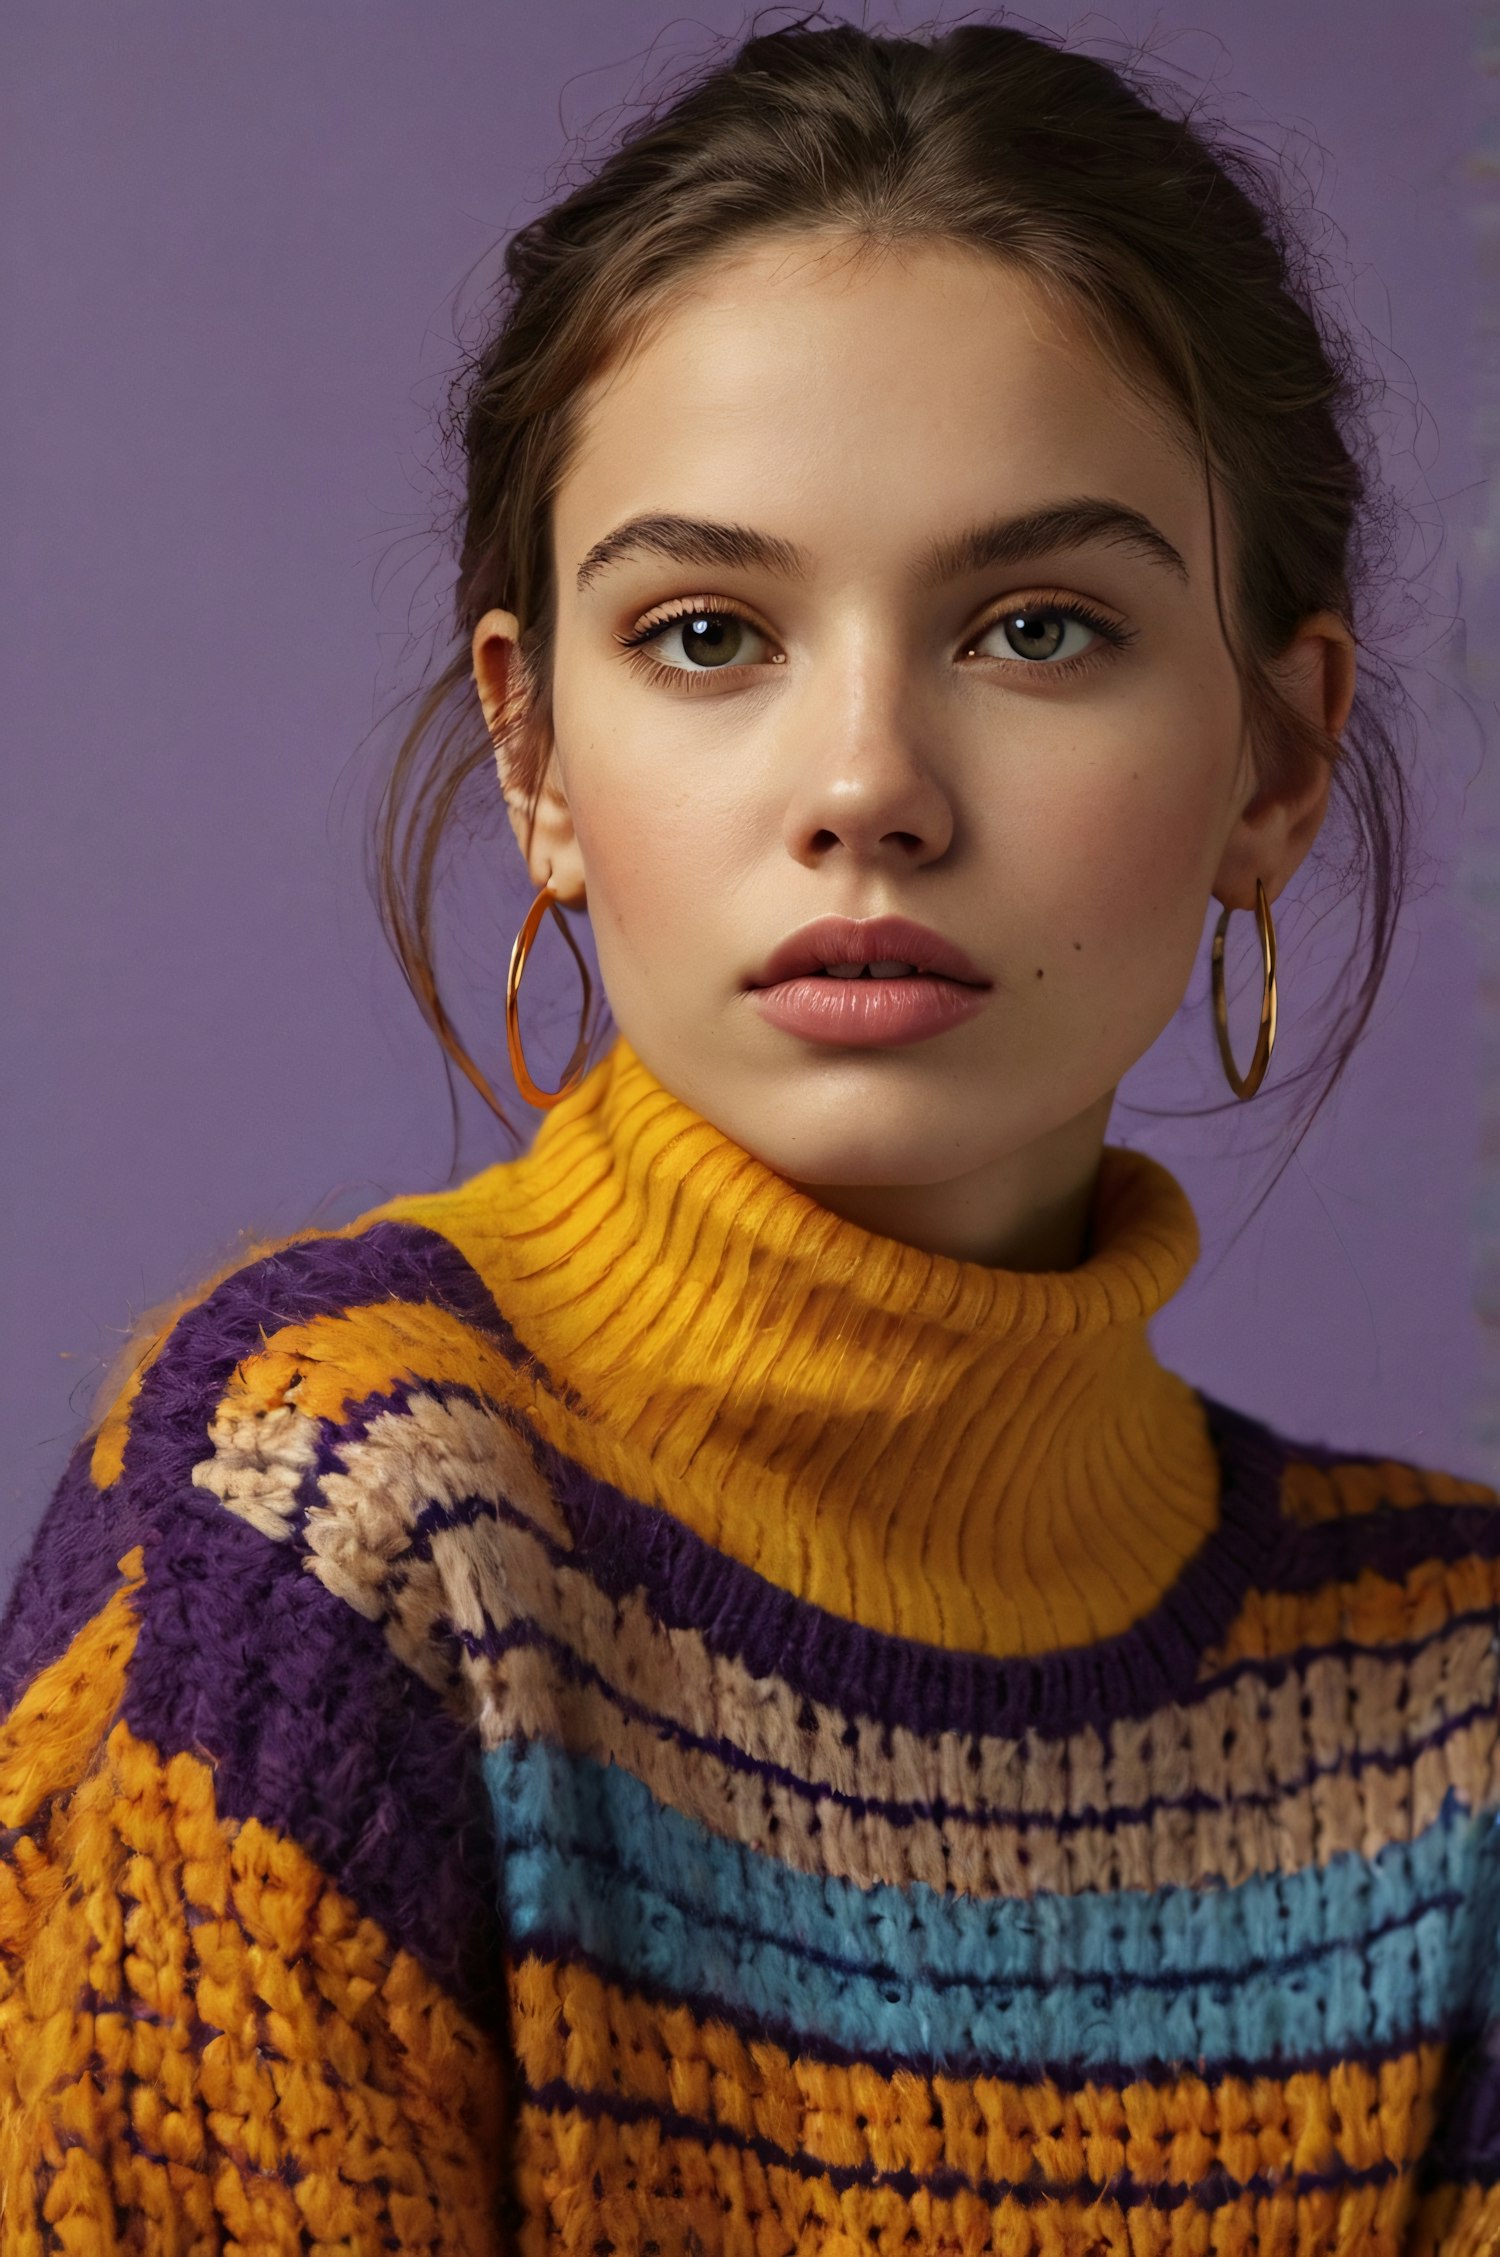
[{"left": 1, "top": 1032, "right": 1498, "bottom": 2254}]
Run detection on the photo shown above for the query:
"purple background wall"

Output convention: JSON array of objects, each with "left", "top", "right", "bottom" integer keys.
[{"left": 3, "top": 1, "right": 1490, "bottom": 1597}]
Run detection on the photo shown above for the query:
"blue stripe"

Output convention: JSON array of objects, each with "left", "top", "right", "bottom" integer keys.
[{"left": 483, "top": 1739, "right": 1492, "bottom": 2071}]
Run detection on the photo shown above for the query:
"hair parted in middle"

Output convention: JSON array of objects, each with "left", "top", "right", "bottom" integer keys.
[{"left": 371, "top": 9, "right": 1414, "bottom": 1167}]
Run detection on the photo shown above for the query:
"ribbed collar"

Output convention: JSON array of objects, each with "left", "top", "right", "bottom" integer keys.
[{"left": 467, "top": 1034, "right": 1224, "bottom": 1659}]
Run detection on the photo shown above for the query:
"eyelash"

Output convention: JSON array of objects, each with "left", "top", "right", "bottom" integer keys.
[{"left": 613, "top": 592, "right": 1137, "bottom": 692}]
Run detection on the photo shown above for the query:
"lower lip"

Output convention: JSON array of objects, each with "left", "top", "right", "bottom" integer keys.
[{"left": 747, "top": 973, "right": 990, "bottom": 1048}]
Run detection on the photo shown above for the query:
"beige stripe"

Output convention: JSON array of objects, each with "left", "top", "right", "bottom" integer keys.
[
  {"left": 312, "top": 1392, "right": 574, "bottom": 1714},
  {"left": 194, "top": 1388, "right": 574, "bottom": 1712},
  {"left": 486, "top": 1631, "right": 1499, "bottom": 1895},
  {"left": 191, "top": 1369, "right": 324, "bottom": 1540},
  {"left": 190, "top": 1385, "right": 1500, "bottom": 1889},
  {"left": 411, "top": 1429, "right": 1497, "bottom": 1834}
]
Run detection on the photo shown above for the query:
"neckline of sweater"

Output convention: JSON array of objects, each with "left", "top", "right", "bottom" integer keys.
[{"left": 416, "top": 1032, "right": 1246, "bottom": 1667}]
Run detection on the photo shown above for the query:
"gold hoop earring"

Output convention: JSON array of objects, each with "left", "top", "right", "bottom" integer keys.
[
  {"left": 1210, "top": 876, "right": 1278, "bottom": 1101},
  {"left": 505, "top": 882, "right": 596, "bottom": 1110}
]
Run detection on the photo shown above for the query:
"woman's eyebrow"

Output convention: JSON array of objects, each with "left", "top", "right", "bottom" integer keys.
[
  {"left": 921, "top": 499, "right": 1189, "bottom": 588},
  {"left": 575, "top": 514, "right": 805, "bottom": 594},
  {"left": 573, "top": 497, "right": 1188, "bottom": 595}
]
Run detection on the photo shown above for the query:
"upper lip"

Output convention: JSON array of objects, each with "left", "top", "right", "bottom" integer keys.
[{"left": 748, "top": 915, "right": 990, "bottom": 988}]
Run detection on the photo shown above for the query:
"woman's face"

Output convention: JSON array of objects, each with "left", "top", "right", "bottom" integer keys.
[{"left": 475, "top": 234, "right": 1349, "bottom": 1261}]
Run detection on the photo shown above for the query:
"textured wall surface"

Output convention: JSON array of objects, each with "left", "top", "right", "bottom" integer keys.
[{"left": 2, "top": 0, "right": 1489, "bottom": 1599}]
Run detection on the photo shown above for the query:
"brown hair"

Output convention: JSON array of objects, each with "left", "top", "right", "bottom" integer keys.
[{"left": 370, "top": 9, "right": 1419, "bottom": 1182}]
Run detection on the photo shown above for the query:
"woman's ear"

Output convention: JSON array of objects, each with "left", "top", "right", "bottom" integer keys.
[
  {"left": 1212, "top": 608, "right": 1356, "bottom": 913},
  {"left": 470, "top": 607, "right": 587, "bottom": 907}
]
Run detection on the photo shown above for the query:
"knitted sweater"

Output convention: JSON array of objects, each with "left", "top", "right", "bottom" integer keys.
[{"left": 2, "top": 1036, "right": 1498, "bottom": 2257}]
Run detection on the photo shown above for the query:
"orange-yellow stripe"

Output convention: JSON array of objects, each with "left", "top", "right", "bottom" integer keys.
[
  {"left": 509, "top": 1949, "right": 1448, "bottom": 2191},
  {"left": 0, "top": 1581, "right": 506, "bottom": 2251},
  {"left": 511, "top": 2101, "right": 1425, "bottom": 2256}
]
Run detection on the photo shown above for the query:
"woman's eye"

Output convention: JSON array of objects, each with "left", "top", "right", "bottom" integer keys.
[
  {"left": 640, "top": 609, "right": 771, "bottom": 670},
  {"left": 970, "top": 605, "right": 1105, "bottom": 664}
]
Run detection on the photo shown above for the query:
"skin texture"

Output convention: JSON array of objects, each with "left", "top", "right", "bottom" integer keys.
[{"left": 472, "top": 233, "right": 1357, "bottom": 1270}]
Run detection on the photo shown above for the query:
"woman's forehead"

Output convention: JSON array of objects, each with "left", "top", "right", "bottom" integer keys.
[{"left": 555, "top": 239, "right": 1206, "bottom": 588}]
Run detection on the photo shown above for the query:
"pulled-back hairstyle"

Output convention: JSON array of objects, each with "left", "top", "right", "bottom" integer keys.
[{"left": 371, "top": 8, "right": 1418, "bottom": 1175}]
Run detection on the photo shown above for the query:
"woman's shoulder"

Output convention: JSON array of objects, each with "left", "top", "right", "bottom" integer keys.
[
  {"left": 1273, "top": 1426, "right": 1500, "bottom": 1524},
  {"left": 1206, "top": 1384, "right": 1500, "bottom": 1550},
  {"left": 1265, "top": 1417, "right": 1500, "bottom": 1589},
  {"left": 0, "top": 1193, "right": 514, "bottom": 2235},
  {"left": 2, "top": 1169, "right": 549, "bottom": 1727},
  {"left": 1206, "top": 1394, "right": 1500, "bottom": 1679},
  {"left": 0, "top": 1174, "right": 542, "bottom": 2004},
  {"left": 90, "top": 1162, "right": 541, "bottom": 1483}
]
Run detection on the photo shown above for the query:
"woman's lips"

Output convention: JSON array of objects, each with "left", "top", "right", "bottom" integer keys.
[
  {"left": 748, "top": 970, "right": 989, "bottom": 1048},
  {"left": 750, "top": 913, "right": 987, "bottom": 987}
]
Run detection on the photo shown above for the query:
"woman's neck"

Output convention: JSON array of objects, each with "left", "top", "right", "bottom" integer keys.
[
  {"left": 786, "top": 1091, "right": 1115, "bottom": 1271},
  {"left": 391, "top": 1034, "right": 1225, "bottom": 1659}
]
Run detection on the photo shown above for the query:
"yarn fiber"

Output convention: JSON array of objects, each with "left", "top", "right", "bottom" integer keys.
[{"left": 0, "top": 1036, "right": 1496, "bottom": 2254}]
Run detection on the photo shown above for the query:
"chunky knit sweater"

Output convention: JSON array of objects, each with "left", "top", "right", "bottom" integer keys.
[{"left": 2, "top": 1033, "right": 1498, "bottom": 2256}]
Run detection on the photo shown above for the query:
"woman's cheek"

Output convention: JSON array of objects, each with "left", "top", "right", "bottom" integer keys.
[
  {"left": 1004, "top": 753, "right": 1221, "bottom": 990},
  {"left": 569, "top": 762, "right": 719, "bottom": 977}
]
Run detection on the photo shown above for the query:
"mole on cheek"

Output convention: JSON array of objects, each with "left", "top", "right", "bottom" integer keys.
[{"left": 1035, "top": 968, "right": 1044, "bottom": 980}]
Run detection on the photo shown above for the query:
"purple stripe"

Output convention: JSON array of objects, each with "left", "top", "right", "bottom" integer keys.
[
  {"left": 367, "top": 1377, "right": 1497, "bottom": 1762},
  {"left": 119, "top": 1475, "right": 504, "bottom": 2035},
  {"left": 1276, "top": 1426, "right": 1477, "bottom": 1478},
  {"left": 531, "top": 1394, "right": 1291, "bottom": 1739},
  {"left": 1422, "top": 2030, "right": 1500, "bottom": 2182},
  {"left": 0, "top": 1434, "right": 154, "bottom": 1719},
  {"left": 1247, "top": 1424, "right": 1500, "bottom": 1583},
  {"left": 524, "top": 1391, "right": 1500, "bottom": 1741},
  {"left": 1193, "top": 1606, "right": 1500, "bottom": 1703},
  {"left": 518, "top": 2070, "right": 1400, "bottom": 2214},
  {"left": 1272, "top": 1503, "right": 1500, "bottom": 1593},
  {"left": 0, "top": 1220, "right": 546, "bottom": 2033},
  {"left": 511, "top": 1926, "right": 1481, "bottom": 2096},
  {"left": 0, "top": 1222, "right": 538, "bottom": 1737},
  {"left": 118, "top": 1217, "right": 562, "bottom": 1493}
]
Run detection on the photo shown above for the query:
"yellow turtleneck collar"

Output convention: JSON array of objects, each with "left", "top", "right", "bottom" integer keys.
[{"left": 397, "top": 1034, "right": 1224, "bottom": 1660}]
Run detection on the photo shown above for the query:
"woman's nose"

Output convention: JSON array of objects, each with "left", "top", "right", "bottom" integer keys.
[{"left": 779, "top": 677, "right": 956, "bottom": 870}]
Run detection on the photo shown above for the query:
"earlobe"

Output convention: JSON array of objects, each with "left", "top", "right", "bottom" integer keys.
[
  {"left": 1213, "top": 718, "right": 1337, "bottom": 918},
  {"left": 1213, "top": 610, "right": 1352, "bottom": 913},
  {"left": 522, "top": 769, "right": 588, "bottom": 909}
]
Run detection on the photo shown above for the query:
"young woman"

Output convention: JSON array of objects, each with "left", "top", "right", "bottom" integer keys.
[{"left": 0, "top": 19, "right": 1494, "bottom": 2256}]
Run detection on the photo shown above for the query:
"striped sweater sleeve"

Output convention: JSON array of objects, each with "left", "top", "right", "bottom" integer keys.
[
  {"left": 0, "top": 1224, "right": 513, "bottom": 2252},
  {"left": 1407, "top": 1805, "right": 1500, "bottom": 2253}
]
